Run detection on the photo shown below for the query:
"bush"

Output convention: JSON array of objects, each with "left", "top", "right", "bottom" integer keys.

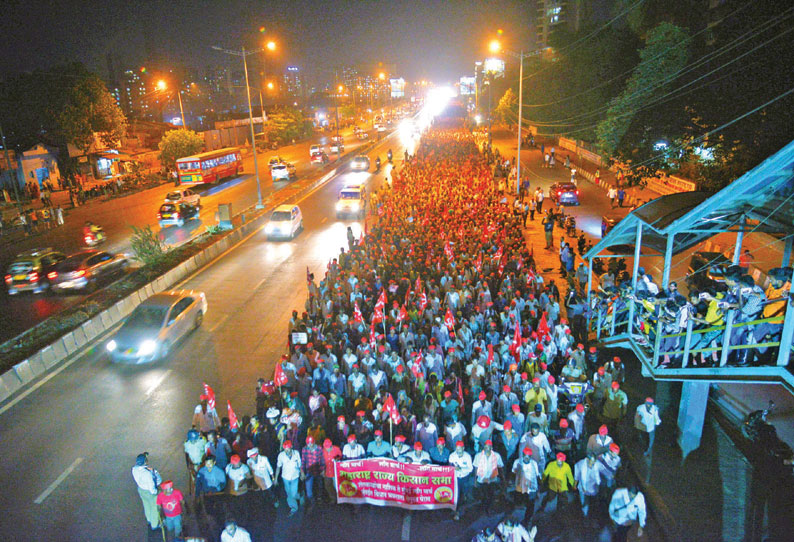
[{"left": 130, "top": 225, "right": 168, "bottom": 267}]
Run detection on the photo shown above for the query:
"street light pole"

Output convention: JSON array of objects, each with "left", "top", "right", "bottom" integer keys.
[
  {"left": 177, "top": 89, "right": 186, "bottom": 129},
  {"left": 516, "top": 50, "right": 524, "bottom": 196},
  {"left": 487, "top": 76, "right": 492, "bottom": 148},
  {"left": 335, "top": 86, "right": 341, "bottom": 153}
]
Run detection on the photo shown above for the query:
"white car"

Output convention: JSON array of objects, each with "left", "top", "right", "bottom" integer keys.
[
  {"left": 350, "top": 156, "right": 370, "bottom": 171},
  {"left": 271, "top": 162, "right": 297, "bottom": 181},
  {"left": 310, "top": 144, "right": 323, "bottom": 157},
  {"left": 266, "top": 204, "right": 303, "bottom": 240},
  {"left": 164, "top": 188, "right": 200, "bottom": 207}
]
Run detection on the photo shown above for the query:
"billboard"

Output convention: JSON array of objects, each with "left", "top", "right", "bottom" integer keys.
[
  {"left": 390, "top": 78, "right": 405, "bottom": 99},
  {"left": 483, "top": 57, "right": 505, "bottom": 77},
  {"left": 459, "top": 76, "right": 476, "bottom": 96}
]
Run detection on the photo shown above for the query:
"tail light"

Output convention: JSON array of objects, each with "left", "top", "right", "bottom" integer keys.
[
  {"left": 4, "top": 275, "right": 11, "bottom": 284},
  {"left": 173, "top": 212, "right": 180, "bottom": 219},
  {"left": 74, "top": 270, "right": 86, "bottom": 277},
  {"left": 576, "top": 190, "right": 580, "bottom": 195},
  {"left": 28, "top": 271, "right": 39, "bottom": 282},
  {"left": 85, "top": 235, "right": 92, "bottom": 243},
  {"left": 47, "top": 271, "right": 58, "bottom": 280},
  {"left": 157, "top": 213, "right": 161, "bottom": 219}
]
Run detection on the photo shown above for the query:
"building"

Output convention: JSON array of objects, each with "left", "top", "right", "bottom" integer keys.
[
  {"left": 0, "top": 144, "right": 61, "bottom": 192},
  {"left": 282, "top": 66, "right": 304, "bottom": 99},
  {"left": 118, "top": 70, "right": 148, "bottom": 118},
  {"left": 536, "top": 0, "right": 566, "bottom": 48}
]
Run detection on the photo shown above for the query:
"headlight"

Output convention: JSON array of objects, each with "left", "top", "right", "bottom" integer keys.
[
  {"left": 336, "top": 201, "right": 344, "bottom": 210},
  {"left": 265, "top": 223, "right": 275, "bottom": 233},
  {"left": 106, "top": 340, "right": 117, "bottom": 352},
  {"left": 350, "top": 202, "right": 360, "bottom": 211},
  {"left": 139, "top": 340, "right": 157, "bottom": 356}
]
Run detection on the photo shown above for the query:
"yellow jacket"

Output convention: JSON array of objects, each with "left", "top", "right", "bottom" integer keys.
[{"left": 543, "top": 461, "right": 574, "bottom": 493}]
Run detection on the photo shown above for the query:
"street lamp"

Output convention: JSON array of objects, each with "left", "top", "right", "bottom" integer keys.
[
  {"left": 157, "top": 80, "right": 186, "bottom": 129},
  {"left": 212, "top": 44, "right": 270, "bottom": 209},
  {"left": 266, "top": 40, "right": 276, "bottom": 51},
  {"left": 335, "top": 85, "right": 343, "bottom": 153}
]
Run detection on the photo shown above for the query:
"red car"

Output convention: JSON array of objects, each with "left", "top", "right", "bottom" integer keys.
[{"left": 311, "top": 151, "right": 329, "bottom": 164}]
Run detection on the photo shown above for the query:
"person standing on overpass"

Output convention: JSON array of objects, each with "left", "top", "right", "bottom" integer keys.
[{"left": 131, "top": 452, "right": 162, "bottom": 531}]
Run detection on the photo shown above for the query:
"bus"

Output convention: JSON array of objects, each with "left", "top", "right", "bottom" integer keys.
[{"left": 175, "top": 147, "right": 243, "bottom": 185}]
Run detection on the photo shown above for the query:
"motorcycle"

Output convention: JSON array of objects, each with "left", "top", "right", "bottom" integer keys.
[
  {"left": 592, "top": 257, "right": 605, "bottom": 276},
  {"left": 387, "top": 149, "right": 393, "bottom": 163},
  {"left": 375, "top": 157, "right": 381, "bottom": 171},
  {"left": 84, "top": 228, "right": 106, "bottom": 247},
  {"left": 565, "top": 215, "right": 577, "bottom": 236},
  {"left": 558, "top": 378, "right": 592, "bottom": 416},
  {"left": 556, "top": 209, "right": 567, "bottom": 229}
]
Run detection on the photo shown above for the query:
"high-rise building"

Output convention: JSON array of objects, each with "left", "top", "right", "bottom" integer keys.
[
  {"left": 118, "top": 70, "right": 148, "bottom": 117},
  {"left": 536, "top": 0, "right": 566, "bottom": 48},
  {"left": 283, "top": 66, "right": 304, "bottom": 99}
]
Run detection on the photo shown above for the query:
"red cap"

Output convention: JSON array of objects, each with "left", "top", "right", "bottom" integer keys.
[
  {"left": 456, "top": 440, "right": 465, "bottom": 448},
  {"left": 646, "top": 397, "right": 654, "bottom": 403},
  {"left": 598, "top": 425, "right": 608, "bottom": 436},
  {"left": 611, "top": 381, "right": 620, "bottom": 390},
  {"left": 575, "top": 403, "right": 585, "bottom": 413},
  {"left": 283, "top": 441, "right": 293, "bottom": 449},
  {"left": 503, "top": 385, "right": 511, "bottom": 393},
  {"left": 161, "top": 480, "right": 173, "bottom": 490},
  {"left": 613, "top": 356, "right": 621, "bottom": 363},
  {"left": 444, "top": 390, "right": 452, "bottom": 398},
  {"left": 199, "top": 394, "right": 209, "bottom": 401},
  {"left": 547, "top": 375, "right": 555, "bottom": 385},
  {"left": 347, "top": 435, "right": 356, "bottom": 443},
  {"left": 306, "top": 436, "right": 315, "bottom": 445},
  {"left": 414, "top": 442, "right": 423, "bottom": 450},
  {"left": 589, "top": 346, "right": 597, "bottom": 353},
  {"left": 540, "top": 362, "right": 547, "bottom": 370},
  {"left": 230, "top": 454, "right": 241, "bottom": 465},
  {"left": 523, "top": 447, "right": 532, "bottom": 455},
  {"left": 511, "top": 403, "right": 520, "bottom": 412},
  {"left": 565, "top": 329, "right": 571, "bottom": 334},
  {"left": 395, "top": 435, "right": 406, "bottom": 442},
  {"left": 323, "top": 438, "right": 332, "bottom": 448},
  {"left": 357, "top": 410, "right": 366, "bottom": 417},
  {"left": 477, "top": 415, "right": 491, "bottom": 428},
  {"left": 396, "top": 365, "right": 404, "bottom": 373},
  {"left": 609, "top": 443, "right": 620, "bottom": 454},
  {"left": 521, "top": 372, "right": 528, "bottom": 381},
  {"left": 597, "top": 367, "right": 605, "bottom": 375},
  {"left": 503, "top": 420, "right": 512, "bottom": 430},
  {"left": 374, "top": 430, "right": 383, "bottom": 436},
  {"left": 484, "top": 439, "right": 493, "bottom": 447},
  {"left": 509, "top": 363, "right": 518, "bottom": 372},
  {"left": 338, "top": 415, "right": 346, "bottom": 422},
  {"left": 556, "top": 452, "right": 566, "bottom": 461},
  {"left": 532, "top": 377, "right": 540, "bottom": 384},
  {"left": 559, "top": 419, "right": 568, "bottom": 428},
  {"left": 577, "top": 343, "right": 584, "bottom": 349},
  {"left": 479, "top": 391, "right": 486, "bottom": 400},
  {"left": 436, "top": 437, "right": 445, "bottom": 445}
]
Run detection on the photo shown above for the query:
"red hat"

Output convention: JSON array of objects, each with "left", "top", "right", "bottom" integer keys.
[
  {"left": 357, "top": 410, "right": 366, "bottom": 417},
  {"left": 511, "top": 403, "right": 521, "bottom": 412},
  {"left": 414, "top": 441, "right": 423, "bottom": 450},
  {"left": 503, "top": 385, "right": 511, "bottom": 393},
  {"left": 230, "top": 454, "right": 241, "bottom": 465},
  {"left": 522, "top": 447, "right": 532, "bottom": 455},
  {"left": 561, "top": 319, "right": 568, "bottom": 325},
  {"left": 598, "top": 425, "right": 608, "bottom": 436},
  {"left": 306, "top": 436, "right": 315, "bottom": 445},
  {"left": 479, "top": 391, "right": 486, "bottom": 401},
  {"left": 589, "top": 346, "right": 597, "bottom": 353},
  {"left": 609, "top": 443, "right": 620, "bottom": 454},
  {"left": 537, "top": 345, "right": 544, "bottom": 352},
  {"left": 611, "top": 381, "right": 620, "bottom": 390},
  {"left": 395, "top": 435, "right": 406, "bottom": 442},
  {"left": 323, "top": 438, "right": 332, "bottom": 448},
  {"left": 559, "top": 419, "right": 569, "bottom": 428},
  {"left": 283, "top": 441, "right": 293, "bottom": 449},
  {"left": 484, "top": 439, "right": 493, "bottom": 447},
  {"left": 338, "top": 415, "right": 346, "bottom": 422},
  {"left": 509, "top": 363, "right": 518, "bottom": 372},
  {"left": 521, "top": 372, "right": 528, "bottom": 381},
  {"left": 547, "top": 375, "right": 555, "bottom": 385},
  {"left": 347, "top": 435, "right": 357, "bottom": 443},
  {"left": 577, "top": 343, "right": 584, "bottom": 349},
  {"left": 503, "top": 420, "right": 513, "bottom": 430},
  {"left": 575, "top": 403, "right": 585, "bottom": 413},
  {"left": 161, "top": 480, "right": 174, "bottom": 490},
  {"left": 374, "top": 429, "right": 383, "bottom": 436},
  {"left": 297, "top": 367, "right": 307, "bottom": 376},
  {"left": 613, "top": 356, "right": 621, "bottom": 363},
  {"left": 597, "top": 367, "right": 605, "bottom": 375},
  {"left": 532, "top": 377, "right": 540, "bottom": 384},
  {"left": 565, "top": 329, "right": 571, "bottom": 334},
  {"left": 477, "top": 415, "right": 491, "bottom": 428},
  {"left": 352, "top": 363, "right": 360, "bottom": 369},
  {"left": 646, "top": 397, "right": 654, "bottom": 403},
  {"left": 199, "top": 394, "right": 209, "bottom": 401},
  {"left": 436, "top": 437, "right": 445, "bottom": 445},
  {"left": 444, "top": 390, "right": 452, "bottom": 398},
  {"left": 540, "top": 362, "right": 547, "bottom": 371},
  {"left": 456, "top": 440, "right": 465, "bottom": 448},
  {"left": 396, "top": 365, "right": 404, "bottom": 373},
  {"left": 556, "top": 452, "right": 566, "bottom": 462}
]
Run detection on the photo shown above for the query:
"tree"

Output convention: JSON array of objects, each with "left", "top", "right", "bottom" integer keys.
[
  {"left": 494, "top": 89, "right": 518, "bottom": 127},
  {"left": 265, "top": 107, "right": 313, "bottom": 145},
  {"left": 158, "top": 129, "right": 204, "bottom": 169}
]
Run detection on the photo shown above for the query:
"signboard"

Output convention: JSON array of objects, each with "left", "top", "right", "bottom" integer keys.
[
  {"left": 459, "top": 76, "right": 476, "bottom": 96},
  {"left": 390, "top": 78, "right": 405, "bottom": 99},
  {"left": 334, "top": 458, "right": 457, "bottom": 510},
  {"left": 483, "top": 57, "right": 505, "bottom": 77},
  {"left": 291, "top": 332, "right": 308, "bottom": 345},
  {"left": 214, "top": 117, "right": 265, "bottom": 130}
]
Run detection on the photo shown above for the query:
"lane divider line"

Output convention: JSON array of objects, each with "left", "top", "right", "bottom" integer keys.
[
  {"left": 34, "top": 457, "right": 83, "bottom": 504},
  {"left": 144, "top": 369, "right": 172, "bottom": 396}
]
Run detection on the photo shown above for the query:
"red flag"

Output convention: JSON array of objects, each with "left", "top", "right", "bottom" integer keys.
[
  {"left": 493, "top": 246, "right": 503, "bottom": 262},
  {"left": 444, "top": 241, "right": 454, "bottom": 260},
  {"left": 444, "top": 308, "right": 455, "bottom": 331},
  {"left": 375, "top": 290, "right": 387, "bottom": 311},
  {"left": 383, "top": 393, "right": 401, "bottom": 425},
  {"left": 274, "top": 359, "right": 288, "bottom": 387},
  {"left": 457, "top": 377, "right": 465, "bottom": 410},
  {"left": 474, "top": 253, "right": 482, "bottom": 273},
  {"left": 372, "top": 304, "right": 384, "bottom": 324},
  {"left": 498, "top": 259, "right": 505, "bottom": 277},
  {"left": 510, "top": 321, "right": 521, "bottom": 355},
  {"left": 487, "top": 344, "right": 494, "bottom": 366},
  {"left": 396, "top": 305, "right": 408, "bottom": 323},
  {"left": 415, "top": 276, "right": 422, "bottom": 294},
  {"left": 538, "top": 312, "right": 551, "bottom": 336},
  {"left": 353, "top": 302, "right": 364, "bottom": 324},
  {"left": 369, "top": 324, "right": 377, "bottom": 350},
  {"left": 202, "top": 382, "right": 216, "bottom": 411},
  {"left": 227, "top": 400, "right": 239, "bottom": 430},
  {"left": 378, "top": 205, "right": 385, "bottom": 217}
]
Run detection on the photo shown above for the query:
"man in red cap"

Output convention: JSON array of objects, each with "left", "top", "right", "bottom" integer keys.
[
  {"left": 598, "top": 443, "right": 622, "bottom": 492},
  {"left": 405, "top": 441, "right": 431, "bottom": 464},
  {"left": 471, "top": 390, "right": 493, "bottom": 429},
  {"left": 366, "top": 429, "right": 392, "bottom": 458},
  {"left": 587, "top": 425, "right": 614, "bottom": 457},
  {"left": 342, "top": 434, "right": 365, "bottom": 460},
  {"left": 300, "top": 436, "right": 324, "bottom": 506},
  {"left": 391, "top": 434, "right": 411, "bottom": 460},
  {"left": 156, "top": 480, "right": 185, "bottom": 539},
  {"left": 505, "top": 403, "right": 526, "bottom": 438},
  {"left": 247, "top": 447, "right": 278, "bottom": 507},
  {"left": 322, "top": 438, "right": 342, "bottom": 503},
  {"left": 634, "top": 397, "right": 662, "bottom": 456},
  {"left": 511, "top": 447, "right": 541, "bottom": 523},
  {"left": 497, "top": 384, "right": 519, "bottom": 422},
  {"left": 449, "top": 440, "right": 474, "bottom": 520},
  {"left": 275, "top": 440, "right": 302, "bottom": 515},
  {"left": 601, "top": 381, "right": 628, "bottom": 432},
  {"left": 552, "top": 418, "right": 575, "bottom": 454},
  {"left": 567, "top": 403, "right": 587, "bottom": 446},
  {"left": 540, "top": 452, "right": 575, "bottom": 512},
  {"left": 472, "top": 439, "right": 504, "bottom": 515},
  {"left": 430, "top": 437, "right": 451, "bottom": 465},
  {"left": 524, "top": 377, "right": 548, "bottom": 414}
]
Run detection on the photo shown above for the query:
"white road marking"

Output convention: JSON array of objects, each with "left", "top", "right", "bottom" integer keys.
[
  {"left": 145, "top": 369, "right": 172, "bottom": 396},
  {"left": 34, "top": 457, "right": 83, "bottom": 504},
  {"left": 208, "top": 314, "right": 229, "bottom": 333},
  {"left": 401, "top": 512, "right": 412, "bottom": 541}
]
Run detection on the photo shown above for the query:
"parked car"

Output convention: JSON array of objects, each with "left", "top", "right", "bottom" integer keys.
[
  {"left": 106, "top": 290, "right": 207, "bottom": 363},
  {"left": 686, "top": 251, "right": 732, "bottom": 292},
  {"left": 266, "top": 204, "right": 303, "bottom": 240},
  {"left": 271, "top": 162, "right": 297, "bottom": 181},
  {"left": 158, "top": 202, "right": 199, "bottom": 228},
  {"left": 350, "top": 155, "right": 370, "bottom": 171},
  {"left": 550, "top": 182, "right": 580, "bottom": 205},
  {"left": 330, "top": 136, "right": 345, "bottom": 153},
  {"left": 49, "top": 250, "right": 128, "bottom": 293},
  {"left": 164, "top": 188, "right": 200, "bottom": 207},
  {"left": 4, "top": 248, "right": 66, "bottom": 295}
]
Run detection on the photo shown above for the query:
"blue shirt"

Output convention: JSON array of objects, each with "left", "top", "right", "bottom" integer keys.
[
  {"left": 367, "top": 440, "right": 392, "bottom": 458},
  {"left": 196, "top": 465, "right": 226, "bottom": 494},
  {"left": 430, "top": 445, "right": 450, "bottom": 465}
]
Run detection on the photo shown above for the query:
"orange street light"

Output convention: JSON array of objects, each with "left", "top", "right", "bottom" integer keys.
[
  {"left": 489, "top": 39, "right": 501, "bottom": 54},
  {"left": 378, "top": 72, "right": 386, "bottom": 80},
  {"left": 266, "top": 40, "right": 276, "bottom": 51},
  {"left": 267, "top": 81, "right": 274, "bottom": 90},
  {"left": 156, "top": 80, "right": 167, "bottom": 91}
]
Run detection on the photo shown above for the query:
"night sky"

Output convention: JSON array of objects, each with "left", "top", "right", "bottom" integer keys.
[{"left": 0, "top": 0, "right": 534, "bottom": 83}]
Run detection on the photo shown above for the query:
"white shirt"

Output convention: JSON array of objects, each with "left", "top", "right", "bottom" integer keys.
[
  {"left": 404, "top": 450, "right": 431, "bottom": 464},
  {"left": 248, "top": 456, "right": 274, "bottom": 489},
  {"left": 634, "top": 404, "right": 662, "bottom": 433},
  {"left": 497, "top": 522, "right": 533, "bottom": 542},
  {"left": 343, "top": 442, "right": 366, "bottom": 460},
  {"left": 226, "top": 464, "right": 251, "bottom": 491},
  {"left": 449, "top": 451, "right": 473, "bottom": 478},
  {"left": 221, "top": 526, "right": 253, "bottom": 542},
  {"left": 609, "top": 488, "right": 647, "bottom": 527},
  {"left": 574, "top": 459, "right": 602, "bottom": 496},
  {"left": 277, "top": 450, "right": 302, "bottom": 481},
  {"left": 131, "top": 465, "right": 160, "bottom": 495},
  {"left": 512, "top": 458, "right": 541, "bottom": 493}
]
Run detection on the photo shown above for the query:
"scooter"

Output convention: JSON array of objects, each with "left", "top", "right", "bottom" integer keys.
[
  {"left": 558, "top": 378, "right": 592, "bottom": 416},
  {"left": 556, "top": 209, "right": 567, "bottom": 229},
  {"left": 741, "top": 401, "right": 794, "bottom": 464},
  {"left": 84, "top": 229, "right": 106, "bottom": 247},
  {"left": 387, "top": 149, "right": 393, "bottom": 163},
  {"left": 565, "top": 215, "right": 577, "bottom": 236},
  {"left": 375, "top": 157, "right": 381, "bottom": 171}
]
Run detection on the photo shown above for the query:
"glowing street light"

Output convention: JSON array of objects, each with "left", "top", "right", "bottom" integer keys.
[
  {"left": 156, "top": 80, "right": 167, "bottom": 91},
  {"left": 378, "top": 72, "right": 386, "bottom": 80},
  {"left": 266, "top": 40, "right": 276, "bottom": 51},
  {"left": 489, "top": 39, "right": 501, "bottom": 54},
  {"left": 155, "top": 80, "right": 186, "bottom": 129},
  {"left": 267, "top": 81, "right": 274, "bottom": 90}
]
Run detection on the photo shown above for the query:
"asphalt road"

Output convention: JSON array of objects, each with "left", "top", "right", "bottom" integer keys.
[
  {"left": 0, "top": 127, "right": 376, "bottom": 345},
  {"left": 0, "top": 129, "right": 415, "bottom": 541}
]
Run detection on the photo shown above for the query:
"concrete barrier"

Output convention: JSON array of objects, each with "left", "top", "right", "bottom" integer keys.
[
  {"left": 13, "top": 360, "right": 35, "bottom": 385},
  {"left": 28, "top": 352, "right": 46, "bottom": 376}
]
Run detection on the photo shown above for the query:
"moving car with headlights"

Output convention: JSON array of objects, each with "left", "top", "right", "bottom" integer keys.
[
  {"left": 336, "top": 185, "right": 366, "bottom": 218},
  {"left": 266, "top": 204, "right": 303, "bottom": 240},
  {"left": 49, "top": 250, "right": 128, "bottom": 293},
  {"left": 158, "top": 202, "right": 199, "bottom": 228},
  {"left": 270, "top": 162, "right": 297, "bottom": 181},
  {"left": 686, "top": 251, "right": 732, "bottom": 293},
  {"left": 106, "top": 290, "right": 207, "bottom": 363},
  {"left": 164, "top": 188, "right": 200, "bottom": 207},
  {"left": 550, "top": 182, "right": 580, "bottom": 205},
  {"left": 350, "top": 155, "right": 370, "bottom": 171},
  {"left": 4, "top": 248, "right": 66, "bottom": 295},
  {"left": 601, "top": 211, "right": 626, "bottom": 237},
  {"left": 309, "top": 145, "right": 323, "bottom": 156},
  {"left": 311, "top": 151, "right": 329, "bottom": 165}
]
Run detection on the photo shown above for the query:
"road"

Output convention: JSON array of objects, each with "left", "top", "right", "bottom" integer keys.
[
  {"left": 0, "top": 127, "right": 377, "bottom": 345},
  {"left": 0, "top": 128, "right": 420, "bottom": 541}
]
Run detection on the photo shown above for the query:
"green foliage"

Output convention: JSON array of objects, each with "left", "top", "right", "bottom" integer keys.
[
  {"left": 339, "top": 105, "right": 356, "bottom": 119},
  {"left": 596, "top": 22, "right": 690, "bottom": 156},
  {"left": 130, "top": 225, "right": 168, "bottom": 267},
  {"left": 158, "top": 129, "right": 204, "bottom": 169},
  {"left": 494, "top": 89, "right": 518, "bottom": 126},
  {"left": 265, "top": 106, "right": 313, "bottom": 145},
  {"left": 204, "top": 224, "right": 223, "bottom": 235}
]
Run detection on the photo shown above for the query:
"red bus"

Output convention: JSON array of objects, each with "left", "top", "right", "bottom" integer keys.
[{"left": 175, "top": 147, "right": 243, "bottom": 185}]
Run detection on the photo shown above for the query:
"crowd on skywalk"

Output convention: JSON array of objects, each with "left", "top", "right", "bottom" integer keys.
[{"left": 133, "top": 129, "right": 656, "bottom": 542}]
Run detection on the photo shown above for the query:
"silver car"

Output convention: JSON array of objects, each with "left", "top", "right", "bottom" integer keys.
[
  {"left": 49, "top": 250, "right": 128, "bottom": 293},
  {"left": 106, "top": 290, "right": 207, "bottom": 363}
]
